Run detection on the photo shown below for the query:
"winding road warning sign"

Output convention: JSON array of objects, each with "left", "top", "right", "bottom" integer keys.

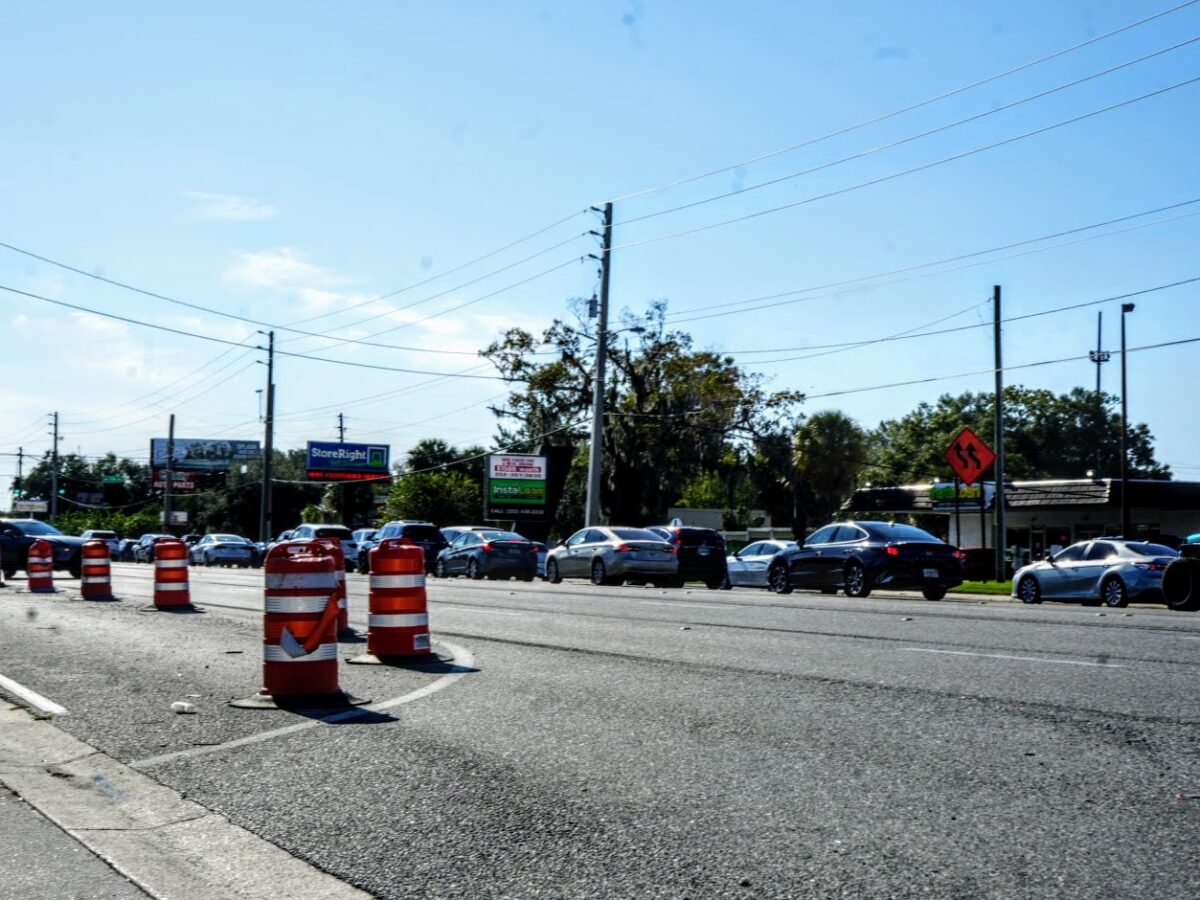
[{"left": 944, "top": 427, "right": 995, "bottom": 487}]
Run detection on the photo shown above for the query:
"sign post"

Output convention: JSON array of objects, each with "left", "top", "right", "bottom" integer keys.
[{"left": 944, "top": 426, "right": 996, "bottom": 573}]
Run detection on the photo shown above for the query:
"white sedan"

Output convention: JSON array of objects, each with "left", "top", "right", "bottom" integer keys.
[{"left": 723, "top": 539, "right": 796, "bottom": 588}]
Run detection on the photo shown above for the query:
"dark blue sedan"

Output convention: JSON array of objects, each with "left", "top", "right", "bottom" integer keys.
[{"left": 434, "top": 530, "right": 538, "bottom": 581}]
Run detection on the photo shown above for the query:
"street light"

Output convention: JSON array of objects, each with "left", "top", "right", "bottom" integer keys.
[
  {"left": 1119, "top": 302, "right": 1135, "bottom": 537},
  {"left": 584, "top": 324, "right": 646, "bottom": 526}
]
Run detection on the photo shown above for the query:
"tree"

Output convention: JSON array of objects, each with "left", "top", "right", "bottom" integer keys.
[
  {"left": 793, "top": 410, "right": 870, "bottom": 532},
  {"left": 869, "top": 386, "right": 1170, "bottom": 484},
  {"left": 383, "top": 441, "right": 486, "bottom": 525},
  {"left": 482, "top": 300, "right": 803, "bottom": 526}
]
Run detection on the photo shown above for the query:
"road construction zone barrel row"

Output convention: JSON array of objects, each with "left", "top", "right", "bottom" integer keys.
[{"left": 27, "top": 539, "right": 56, "bottom": 593}]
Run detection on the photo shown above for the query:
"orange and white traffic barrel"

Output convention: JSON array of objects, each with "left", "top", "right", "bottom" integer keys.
[
  {"left": 80, "top": 539, "right": 115, "bottom": 601},
  {"left": 231, "top": 541, "right": 366, "bottom": 709},
  {"left": 309, "top": 537, "right": 352, "bottom": 638},
  {"left": 349, "top": 538, "right": 431, "bottom": 664},
  {"left": 152, "top": 538, "right": 193, "bottom": 610},
  {"left": 27, "top": 539, "right": 56, "bottom": 593}
]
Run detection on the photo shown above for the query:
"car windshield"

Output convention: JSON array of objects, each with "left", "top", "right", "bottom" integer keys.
[
  {"left": 611, "top": 528, "right": 664, "bottom": 542},
  {"left": 212, "top": 534, "right": 244, "bottom": 543},
  {"left": 13, "top": 520, "right": 65, "bottom": 536},
  {"left": 865, "top": 523, "right": 941, "bottom": 543},
  {"left": 401, "top": 526, "right": 443, "bottom": 541},
  {"left": 87, "top": 531, "right": 118, "bottom": 539},
  {"left": 677, "top": 529, "right": 722, "bottom": 545},
  {"left": 1125, "top": 542, "right": 1179, "bottom": 557},
  {"left": 315, "top": 527, "right": 353, "bottom": 540},
  {"left": 481, "top": 531, "right": 526, "bottom": 542}
]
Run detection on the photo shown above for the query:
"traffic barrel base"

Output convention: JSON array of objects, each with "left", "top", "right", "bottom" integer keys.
[
  {"left": 231, "top": 540, "right": 369, "bottom": 711},
  {"left": 348, "top": 538, "right": 433, "bottom": 665},
  {"left": 27, "top": 539, "right": 57, "bottom": 593},
  {"left": 79, "top": 539, "right": 117, "bottom": 602}
]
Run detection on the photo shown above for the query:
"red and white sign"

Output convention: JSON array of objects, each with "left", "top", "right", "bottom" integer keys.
[
  {"left": 153, "top": 469, "right": 196, "bottom": 490},
  {"left": 944, "top": 427, "right": 996, "bottom": 487},
  {"left": 487, "top": 454, "right": 546, "bottom": 480}
]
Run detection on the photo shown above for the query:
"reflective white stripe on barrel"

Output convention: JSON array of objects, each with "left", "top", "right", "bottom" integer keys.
[
  {"left": 155, "top": 559, "right": 188, "bottom": 569},
  {"left": 263, "top": 643, "right": 338, "bottom": 662},
  {"left": 265, "top": 594, "right": 333, "bottom": 614},
  {"left": 265, "top": 572, "right": 339, "bottom": 590},
  {"left": 370, "top": 574, "right": 426, "bottom": 589},
  {"left": 368, "top": 613, "right": 430, "bottom": 628},
  {"left": 82, "top": 576, "right": 111, "bottom": 584},
  {"left": 27, "top": 556, "right": 51, "bottom": 564},
  {"left": 155, "top": 583, "right": 190, "bottom": 591}
]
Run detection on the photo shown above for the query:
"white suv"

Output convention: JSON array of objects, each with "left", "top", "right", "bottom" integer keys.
[{"left": 289, "top": 523, "right": 358, "bottom": 571}]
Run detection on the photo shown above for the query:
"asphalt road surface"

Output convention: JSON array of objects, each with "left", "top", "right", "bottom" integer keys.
[{"left": 1, "top": 563, "right": 1197, "bottom": 899}]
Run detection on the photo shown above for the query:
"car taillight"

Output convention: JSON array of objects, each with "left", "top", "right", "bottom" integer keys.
[
  {"left": 953, "top": 550, "right": 965, "bottom": 560},
  {"left": 886, "top": 545, "right": 900, "bottom": 557},
  {"left": 614, "top": 544, "right": 633, "bottom": 552},
  {"left": 1134, "top": 562, "right": 1164, "bottom": 571},
  {"left": 482, "top": 542, "right": 494, "bottom": 552}
]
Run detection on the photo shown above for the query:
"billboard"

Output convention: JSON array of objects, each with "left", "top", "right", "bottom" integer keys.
[
  {"left": 150, "top": 438, "right": 261, "bottom": 472},
  {"left": 306, "top": 441, "right": 391, "bottom": 482},
  {"left": 153, "top": 470, "right": 197, "bottom": 490},
  {"left": 485, "top": 454, "right": 548, "bottom": 521}
]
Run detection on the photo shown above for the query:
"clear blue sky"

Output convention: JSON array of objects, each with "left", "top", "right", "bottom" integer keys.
[{"left": 2, "top": 0, "right": 1198, "bottom": 502}]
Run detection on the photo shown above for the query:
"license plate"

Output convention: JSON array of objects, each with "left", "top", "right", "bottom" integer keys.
[
  {"left": 697, "top": 547, "right": 710, "bottom": 556},
  {"left": 923, "top": 568, "right": 938, "bottom": 579}
]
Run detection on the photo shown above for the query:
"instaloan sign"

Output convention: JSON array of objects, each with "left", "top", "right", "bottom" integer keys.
[{"left": 485, "top": 454, "right": 548, "bottom": 521}]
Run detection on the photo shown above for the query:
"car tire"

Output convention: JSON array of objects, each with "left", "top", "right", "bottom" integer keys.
[
  {"left": 546, "top": 559, "right": 562, "bottom": 584},
  {"left": 719, "top": 572, "right": 732, "bottom": 590},
  {"left": 704, "top": 575, "right": 725, "bottom": 590},
  {"left": 1162, "top": 557, "right": 1200, "bottom": 612},
  {"left": 435, "top": 559, "right": 448, "bottom": 579},
  {"left": 2, "top": 568, "right": 15, "bottom": 580},
  {"left": 1101, "top": 577, "right": 1128, "bottom": 608},
  {"left": 591, "top": 560, "right": 609, "bottom": 587},
  {"left": 922, "top": 587, "right": 947, "bottom": 601},
  {"left": 843, "top": 561, "right": 871, "bottom": 598},
  {"left": 467, "top": 558, "right": 483, "bottom": 580},
  {"left": 767, "top": 561, "right": 793, "bottom": 595},
  {"left": 204, "top": 554, "right": 213, "bottom": 567},
  {"left": 68, "top": 562, "right": 82, "bottom": 580},
  {"left": 1017, "top": 575, "right": 1042, "bottom": 604}
]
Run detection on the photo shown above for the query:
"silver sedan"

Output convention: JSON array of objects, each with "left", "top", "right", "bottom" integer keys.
[
  {"left": 1011, "top": 538, "right": 1178, "bottom": 608},
  {"left": 545, "top": 526, "right": 677, "bottom": 586},
  {"left": 723, "top": 539, "right": 796, "bottom": 588}
]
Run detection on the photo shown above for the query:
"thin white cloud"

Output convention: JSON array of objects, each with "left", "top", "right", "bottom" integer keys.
[
  {"left": 183, "top": 191, "right": 277, "bottom": 221},
  {"left": 224, "top": 248, "right": 340, "bottom": 291}
]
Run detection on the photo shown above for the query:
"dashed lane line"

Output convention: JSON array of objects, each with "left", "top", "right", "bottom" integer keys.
[
  {"left": 903, "top": 647, "right": 1128, "bottom": 668},
  {"left": 0, "top": 673, "right": 69, "bottom": 717},
  {"left": 129, "top": 640, "right": 476, "bottom": 770}
]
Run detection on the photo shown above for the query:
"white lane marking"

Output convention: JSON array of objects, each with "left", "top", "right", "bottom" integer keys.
[
  {"left": 0, "top": 673, "right": 69, "bottom": 717},
  {"left": 433, "top": 603, "right": 523, "bottom": 616},
  {"left": 130, "top": 640, "right": 475, "bottom": 769},
  {"left": 638, "top": 600, "right": 739, "bottom": 610},
  {"left": 903, "top": 648, "right": 1128, "bottom": 668}
]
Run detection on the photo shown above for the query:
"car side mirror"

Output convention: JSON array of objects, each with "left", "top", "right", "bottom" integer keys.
[{"left": 1043, "top": 552, "right": 1055, "bottom": 563}]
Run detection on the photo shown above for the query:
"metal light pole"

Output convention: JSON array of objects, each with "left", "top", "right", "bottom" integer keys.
[{"left": 1119, "top": 303, "right": 1135, "bottom": 537}]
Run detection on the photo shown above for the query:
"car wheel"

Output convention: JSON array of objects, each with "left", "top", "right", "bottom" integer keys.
[
  {"left": 1017, "top": 575, "right": 1042, "bottom": 605},
  {"left": 203, "top": 554, "right": 212, "bottom": 567},
  {"left": 68, "top": 562, "right": 82, "bottom": 579},
  {"left": 767, "top": 562, "right": 793, "bottom": 594},
  {"left": 1101, "top": 577, "right": 1128, "bottom": 608},
  {"left": 591, "top": 559, "right": 609, "bottom": 586},
  {"left": 843, "top": 561, "right": 871, "bottom": 598},
  {"left": 922, "top": 587, "right": 947, "bottom": 601},
  {"left": 435, "top": 559, "right": 448, "bottom": 578},
  {"left": 467, "top": 558, "right": 483, "bottom": 580},
  {"left": 1162, "top": 557, "right": 1200, "bottom": 611},
  {"left": 719, "top": 571, "right": 732, "bottom": 590},
  {"left": 704, "top": 575, "right": 725, "bottom": 590},
  {"left": 546, "top": 559, "right": 562, "bottom": 584}
]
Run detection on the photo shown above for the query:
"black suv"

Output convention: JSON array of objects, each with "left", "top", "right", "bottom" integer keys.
[
  {"left": 0, "top": 519, "right": 86, "bottom": 579},
  {"left": 370, "top": 521, "right": 448, "bottom": 574},
  {"left": 647, "top": 525, "right": 727, "bottom": 589}
]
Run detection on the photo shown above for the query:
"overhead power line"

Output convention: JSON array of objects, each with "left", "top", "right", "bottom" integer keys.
[
  {"left": 612, "top": 35, "right": 1200, "bottom": 231},
  {"left": 601, "top": 0, "right": 1200, "bottom": 205},
  {"left": 667, "top": 197, "right": 1200, "bottom": 322},
  {"left": 601, "top": 75, "right": 1200, "bottom": 257},
  {"left": 0, "top": 283, "right": 515, "bottom": 381}
]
